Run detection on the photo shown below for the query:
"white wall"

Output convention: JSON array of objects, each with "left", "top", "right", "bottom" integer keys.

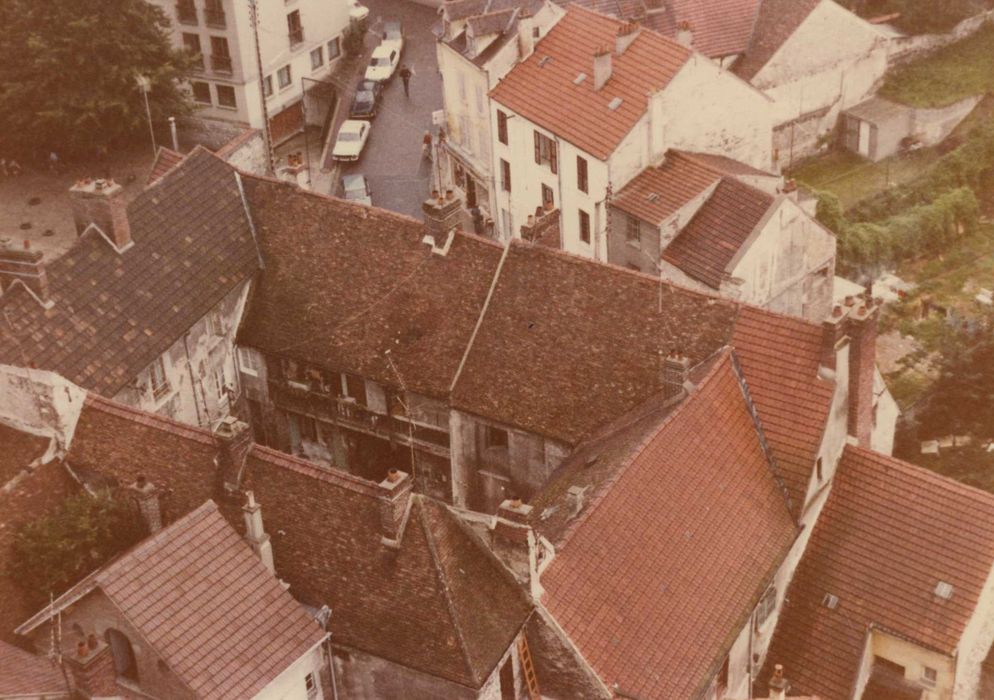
[
  {"left": 955, "top": 564, "right": 994, "bottom": 700},
  {"left": 0, "top": 364, "right": 86, "bottom": 455},
  {"left": 255, "top": 642, "right": 326, "bottom": 700}
]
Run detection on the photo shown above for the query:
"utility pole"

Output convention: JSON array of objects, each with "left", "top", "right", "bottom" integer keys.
[{"left": 249, "top": 0, "right": 276, "bottom": 175}]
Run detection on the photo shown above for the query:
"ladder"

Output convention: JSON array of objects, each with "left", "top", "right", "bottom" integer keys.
[{"left": 518, "top": 636, "right": 541, "bottom": 699}]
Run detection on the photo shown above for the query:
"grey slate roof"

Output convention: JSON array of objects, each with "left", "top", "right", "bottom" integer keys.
[{"left": 0, "top": 148, "right": 259, "bottom": 396}]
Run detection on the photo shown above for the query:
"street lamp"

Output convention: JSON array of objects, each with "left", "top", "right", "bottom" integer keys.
[{"left": 136, "top": 75, "right": 157, "bottom": 157}]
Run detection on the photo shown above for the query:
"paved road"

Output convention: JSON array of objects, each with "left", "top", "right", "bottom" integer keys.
[{"left": 338, "top": 0, "right": 443, "bottom": 220}]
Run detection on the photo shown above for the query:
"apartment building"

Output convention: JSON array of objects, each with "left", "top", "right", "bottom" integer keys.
[{"left": 153, "top": 0, "right": 351, "bottom": 141}]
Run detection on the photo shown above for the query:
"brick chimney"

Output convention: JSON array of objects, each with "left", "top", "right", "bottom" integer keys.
[
  {"left": 493, "top": 497, "right": 543, "bottom": 597},
  {"left": 676, "top": 20, "right": 694, "bottom": 47},
  {"left": 662, "top": 351, "right": 690, "bottom": 400},
  {"left": 378, "top": 468, "right": 413, "bottom": 547},
  {"left": 847, "top": 297, "right": 880, "bottom": 447},
  {"left": 130, "top": 475, "right": 162, "bottom": 534},
  {"left": 66, "top": 636, "right": 119, "bottom": 698},
  {"left": 768, "top": 664, "right": 790, "bottom": 700},
  {"left": 819, "top": 304, "right": 849, "bottom": 373},
  {"left": 242, "top": 490, "right": 275, "bottom": 575},
  {"left": 593, "top": 46, "right": 612, "bottom": 90},
  {"left": 69, "top": 179, "right": 132, "bottom": 252},
  {"left": 0, "top": 241, "right": 51, "bottom": 306},
  {"left": 615, "top": 22, "right": 640, "bottom": 55},
  {"left": 214, "top": 416, "right": 253, "bottom": 490},
  {"left": 422, "top": 190, "right": 461, "bottom": 254}
]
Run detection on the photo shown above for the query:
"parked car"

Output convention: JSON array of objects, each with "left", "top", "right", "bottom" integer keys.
[
  {"left": 332, "top": 120, "right": 371, "bottom": 161},
  {"left": 342, "top": 174, "right": 372, "bottom": 206},
  {"left": 357, "top": 79, "right": 383, "bottom": 105},
  {"left": 364, "top": 44, "right": 400, "bottom": 82},
  {"left": 348, "top": 0, "right": 369, "bottom": 22},
  {"left": 349, "top": 87, "right": 379, "bottom": 119},
  {"left": 382, "top": 21, "right": 404, "bottom": 53}
]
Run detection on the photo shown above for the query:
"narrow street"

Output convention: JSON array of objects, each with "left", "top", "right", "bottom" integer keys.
[{"left": 336, "top": 0, "right": 444, "bottom": 220}]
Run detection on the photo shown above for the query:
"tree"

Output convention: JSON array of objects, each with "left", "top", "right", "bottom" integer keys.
[
  {"left": 8, "top": 492, "right": 145, "bottom": 605},
  {"left": 0, "top": 0, "right": 197, "bottom": 158}
]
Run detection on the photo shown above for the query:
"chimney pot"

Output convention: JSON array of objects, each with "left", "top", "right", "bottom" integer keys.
[
  {"left": 387, "top": 468, "right": 401, "bottom": 483},
  {"left": 242, "top": 491, "right": 276, "bottom": 574},
  {"left": 69, "top": 178, "right": 131, "bottom": 250},
  {"left": 77, "top": 641, "right": 88, "bottom": 658},
  {"left": 662, "top": 352, "right": 691, "bottom": 400},
  {"left": 378, "top": 470, "right": 413, "bottom": 544}
]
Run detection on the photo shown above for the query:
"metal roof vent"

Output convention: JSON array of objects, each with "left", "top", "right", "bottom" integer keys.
[
  {"left": 573, "top": 72, "right": 587, "bottom": 85},
  {"left": 538, "top": 55, "right": 552, "bottom": 67},
  {"left": 646, "top": 192, "right": 660, "bottom": 203},
  {"left": 935, "top": 581, "right": 954, "bottom": 600},
  {"left": 822, "top": 593, "right": 839, "bottom": 610},
  {"left": 608, "top": 97, "right": 623, "bottom": 110}
]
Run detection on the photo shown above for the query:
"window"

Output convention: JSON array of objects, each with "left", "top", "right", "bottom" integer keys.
[
  {"left": 191, "top": 81, "right": 212, "bottom": 104},
  {"left": 305, "top": 672, "right": 318, "bottom": 699},
  {"left": 500, "top": 159, "right": 511, "bottom": 192},
  {"left": 298, "top": 414, "right": 317, "bottom": 442},
  {"left": 484, "top": 425, "right": 509, "bottom": 449},
  {"left": 344, "top": 374, "right": 367, "bottom": 406},
  {"left": 208, "top": 310, "right": 225, "bottom": 336},
  {"left": 310, "top": 46, "right": 324, "bottom": 70},
  {"left": 263, "top": 75, "right": 273, "bottom": 98},
  {"left": 238, "top": 347, "right": 260, "bottom": 376},
  {"left": 755, "top": 586, "right": 777, "bottom": 626},
  {"left": 532, "top": 26, "right": 540, "bottom": 39},
  {"left": 579, "top": 209, "right": 591, "bottom": 244},
  {"left": 626, "top": 215, "right": 640, "bottom": 243},
  {"left": 204, "top": 0, "right": 225, "bottom": 27},
  {"left": 277, "top": 64, "right": 292, "bottom": 89},
  {"left": 182, "top": 33, "right": 202, "bottom": 67},
  {"left": 327, "top": 37, "right": 341, "bottom": 59},
  {"left": 216, "top": 84, "right": 236, "bottom": 108},
  {"left": 287, "top": 10, "right": 303, "bottom": 45},
  {"left": 176, "top": 0, "right": 197, "bottom": 25},
  {"left": 921, "top": 666, "right": 937, "bottom": 687},
  {"left": 210, "top": 36, "right": 231, "bottom": 73},
  {"left": 577, "top": 155, "right": 588, "bottom": 193},
  {"left": 148, "top": 356, "right": 170, "bottom": 400},
  {"left": 497, "top": 110, "right": 508, "bottom": 145},
  {"left": 533, "top": 130, "right": 557, "bottom": 173},
  {"left": 541, "top": 184, "right": 554, "bottom": 208},
  {"left": 105, "top": 629, "right": 139, "bottom": 681}
]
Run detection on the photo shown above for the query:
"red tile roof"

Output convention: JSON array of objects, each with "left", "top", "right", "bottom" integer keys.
[
  {"left": 732, "top": 306, "right": 834, "bottom": 512},
  {"left": 146, "top": 146, "right": 184, "bottom": 184},
  {"left": 52, "top": 395, "right": 531, "bottom": 689},
  {"left": 643, "top": 0, "right": 761, "bottom": 58},
  {"left": 732, "top": 0, "right": 823, "bottom": 81},
  {"left": 763, "top": 446, "right": 994, "bottom": 700},
  {"left": 661, "top": 177, "right": 775, "bottom": 288},
  {"left": 0, "top": 640, "right": 69, "bottom": 698},
  {"left": 19, "top": 501, "right": 327, "bottom": 700},
  {"left": 610, "top": 151, "right": 722, "bottom": 225},
  {"left": 491, "top": 6, "right": 691, "bottom": 159},
  {"left": 542, "top": 351, "right": 798, "bottom": 699}
]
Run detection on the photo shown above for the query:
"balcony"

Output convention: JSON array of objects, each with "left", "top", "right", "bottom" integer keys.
[
  {"left": 176, "top": 1, "right": 197, "bottom": 24},
  {"left": 205, "top": 5, "right": 226, "bottom": 27},
  {"left": 210, "top": 54, "right": 232, "bottom": 74},
  {"left": 289, "top": 27, "right": 304, "bottom": 47}
]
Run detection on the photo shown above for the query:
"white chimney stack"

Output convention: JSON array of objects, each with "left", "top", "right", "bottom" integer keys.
[
  {"left": 593, "top": 46, "right": 612, "bottom": 91},
  {"left": 518, "top": 9, "right": 535, "bottom": 58},
  {"left": 243, "top": 491, "right": 275, "bottom": 575}
]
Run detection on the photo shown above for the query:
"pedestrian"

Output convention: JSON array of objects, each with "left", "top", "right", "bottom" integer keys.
[
  {"left": 422, "top": 131, "right": 432, "bottom": 160},
  {"left": 399, "top": 64, "right": 413, "bottom": 98}
]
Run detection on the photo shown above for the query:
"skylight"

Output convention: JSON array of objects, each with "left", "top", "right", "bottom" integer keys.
[
  {"left": 935, "top": 581, "right": 954, "bottom": 600},
  {"left": 822, "top": 593, "right": 839, "bottom": 610},
  {"left": 608, "top": 97, "right": 623, "bottom": 110},
  {"left": 573, "top": 72, "right": 587, "bottom": 85}
]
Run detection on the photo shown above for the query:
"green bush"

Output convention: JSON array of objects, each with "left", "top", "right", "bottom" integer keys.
[{"left": 8, "top": 493, "right": 145, "bottom": 604}]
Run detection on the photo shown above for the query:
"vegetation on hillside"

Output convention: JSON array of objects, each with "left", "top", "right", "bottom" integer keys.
[
  {"left": 840, "top": 0, "right": 993, "bottom": 34},
  {"left": 0, "top": 0, "right": 197, "bottom": 158}
]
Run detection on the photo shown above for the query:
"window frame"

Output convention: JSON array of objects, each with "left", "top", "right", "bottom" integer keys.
[
  {"left": 755, "top": 585, "right": 777, "bottom": 627},
  {"left": 263, "top": 75, "right": 274, "bottom": 98},
  {"left": 500, "top": 159, "right": 511, "bottom": 193},
  {"left": 310, "top": 45, "right": 324, "bottom": 70},
  {"left": 238, "top": 347, "right": 260, "bottom": 376},
  {"left": 577, "top": 155, "right": 588, "bottom": 193},
  {"left": 497, "top": 110, "right": 508, "bottom": 145},
  {"left": 533, "top": 130, "right": 557, "bottom": 173},
  {"left": 216, "top": 84, "right": 237, "bottom": 109},
  {"left": 921, "top": 666, "right": 937, "bottom": 687},
  {"left": 148, "top": 356, "right": 171, "bottom": 401},
  {"left": 541, "top": 184, "right": 554, "bottom": 209},
  {"left": 625, "top": 215, "right": 640, "bottom": 244},
  {"left": 191, "top": 81, "right": 212, "bottom": 104},
  {"left": 327, "top": 37, "right": 341, "bottom": 59},
  {"left": 277, "top": 64, "right": 292, "bottom": 89},
  {"left": 579, "top": 209, "right": 591, "bottom": 244}
]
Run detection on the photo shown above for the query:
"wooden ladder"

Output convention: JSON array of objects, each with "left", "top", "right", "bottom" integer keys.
[{"left": 518, "top": 636, "right": 541, "bottom": 699}]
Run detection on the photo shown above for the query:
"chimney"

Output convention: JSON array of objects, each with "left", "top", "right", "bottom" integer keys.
[
  {"left": 214, "top": 416, "right": 253, "bottom": 491},
  {"left": 66, "top": 636, "right": 119, "bottom": 698},
  {"left": 422, "top": 191, "right": 461, "bottom": 254},
  {"left": 819, "top": 304, "right": 849, "bottom": 373},
  {"left": 662, "top": 351, "right": 691, "bottom": 400},
  {"left": 0, "top": 241, "right": 51, "bottom": 306},
  {"left": 847, "top": 297, "right": 880, "bottom": 447},
  {"left": 768, "top": 664, "right": 790, "bottom": 700},
  {"left": 493, "top": 497, "right": 543, "bottom": 597},
  {"left": 69, "top": 178, "right": 132, "bottom": 251},
  {"left": 518, "top": 9, "right": 535, "bottom": 58},
  {"left": 593, "top": 46, "right": 612, "bottom": 91},
  {"left": 130, "top": 476, "right": 162, "bottom": 534},
  {"left": 242, "top": 491, "right": 275, "bottom": 575},
  {"left": 378, "top": 469, "right": 413, "bottom": 547},
  {"left": 615, "top": 22, "right": 640, "bottom": 55},
  {"left": 676, "top": 20, "right": 694, "bottom": 47}
]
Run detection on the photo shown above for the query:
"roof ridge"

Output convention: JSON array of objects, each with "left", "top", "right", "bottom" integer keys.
[
  {"left": 416, "top": 497, "right": 482, "bottom": 687},
  {"left": 555, "top": 349, "right": 736, "bottom": 550},
  {"left": 248, "top": 444, "right": 385, "bottom": 498},
  {"left": 83, "top": 393, "right": 216, "bottom": 445}
]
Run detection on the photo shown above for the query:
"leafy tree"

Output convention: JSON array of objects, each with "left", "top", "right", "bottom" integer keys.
[
  {"left": 0, "top": 0, "right": 197, "bottom": 158},
  {"left": 8, "top": 492, "right": 145, "bottom": 605},
  {"left": 343, "top": 18, "right": 367, "bottom": 58}
]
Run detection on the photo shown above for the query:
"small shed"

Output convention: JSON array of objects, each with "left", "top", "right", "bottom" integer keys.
[{"left": 841, "top": 97, "right": 911, "bottom": 161}]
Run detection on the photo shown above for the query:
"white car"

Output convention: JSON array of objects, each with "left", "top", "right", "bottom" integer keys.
[
  {"left": 342, "top": 174, "right": 372, "bottom": 206},
  {"left": 348, "top": 0, "right": 369, "bottom": 22},
  {"left": 364, "top": 44, "right": 400, "bottom": 83},
  {"left": 382, "top": 21, "right": 404, "bottom": 54},
  {"left": 332, "top": 120, "right": 371, "bottom": 161}
]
